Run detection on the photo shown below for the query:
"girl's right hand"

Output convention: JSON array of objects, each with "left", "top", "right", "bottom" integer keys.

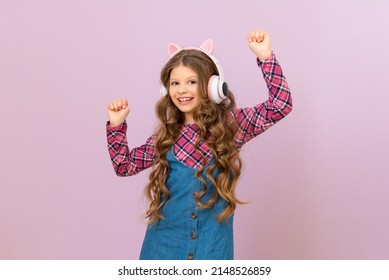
[{"left": 107, "top": 98, "right": 130, "bottom": 127}]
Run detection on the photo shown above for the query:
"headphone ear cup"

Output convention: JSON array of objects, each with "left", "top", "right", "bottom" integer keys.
[
  {"left": 208, "top": 75, "right": 228, "bottom": 104},
  {"left": 208, "top": 75, "right": 221, "bottom": 103},
  {"left": 160, "top": 85, "right": 168, "bottom": 97},
  {"left": 220, "top": 80, "right": 228, "bottom": 99}
]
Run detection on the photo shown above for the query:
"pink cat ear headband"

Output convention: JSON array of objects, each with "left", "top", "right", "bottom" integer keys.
[{"left": 160, "top": 39, "right": 229, "bottom": 104}]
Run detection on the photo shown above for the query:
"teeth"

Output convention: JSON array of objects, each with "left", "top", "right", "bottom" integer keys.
[{"left": 179, "top": 97, "right": 192, "bottom": 102}]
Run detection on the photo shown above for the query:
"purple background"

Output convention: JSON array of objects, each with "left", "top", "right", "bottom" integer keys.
[{"left": 1, "top": 0, "right": 389, "bottom": 259}]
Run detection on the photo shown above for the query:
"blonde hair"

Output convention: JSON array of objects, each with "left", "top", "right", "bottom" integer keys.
[{"left": 145, "top": 49, "right": 244, "bottom": 224}]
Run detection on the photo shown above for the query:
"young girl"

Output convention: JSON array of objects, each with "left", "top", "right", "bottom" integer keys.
[{"left": 106, "top": 30, "right": 292, "bottom": 260}]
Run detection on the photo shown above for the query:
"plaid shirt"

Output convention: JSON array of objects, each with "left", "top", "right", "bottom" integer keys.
[{"left": 107, "top": 53, "right": 292, "bottom": 176}]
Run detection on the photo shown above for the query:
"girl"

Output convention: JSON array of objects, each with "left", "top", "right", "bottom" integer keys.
[{"left": 106, "top": 30, "right": 292, "bottom": 260}]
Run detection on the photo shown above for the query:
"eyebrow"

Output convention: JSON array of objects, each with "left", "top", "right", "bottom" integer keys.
[{"left": 170, "top": 76, "right": 198, "bottom": 80}]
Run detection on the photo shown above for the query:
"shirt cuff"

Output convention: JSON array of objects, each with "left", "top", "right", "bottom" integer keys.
[
  {"left": 106, "top": 120, "right": 127, "bottom": 132},
  {"left": 256, "top": 51, "right": 275, "bottom": 67}
]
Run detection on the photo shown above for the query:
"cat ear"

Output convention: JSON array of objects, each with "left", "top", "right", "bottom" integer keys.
[
  {"left": 168, "top": 43, "right": 181, "bottom": 58},
  {"left": 199, "top": 39, "right": 214, "bottom": 54}
]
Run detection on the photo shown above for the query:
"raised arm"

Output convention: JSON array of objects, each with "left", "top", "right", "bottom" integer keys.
[
  {"left": 233, "top": 30, "right": 293, "bottom": 149},
  {"left": 106, "top": 98, "right": 156, "bottom": 176}
]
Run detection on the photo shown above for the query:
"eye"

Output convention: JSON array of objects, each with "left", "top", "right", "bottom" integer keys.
[
  {"left": 170, "top": 81, "right": 178, "bottom": 86},
  {"left": 188, "top": 80, "right": 197, "bottom": 85}
]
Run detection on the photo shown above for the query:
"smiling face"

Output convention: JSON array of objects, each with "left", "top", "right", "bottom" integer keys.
[{"left": 168, "top": 64, "right": 201, "bottom": 124}]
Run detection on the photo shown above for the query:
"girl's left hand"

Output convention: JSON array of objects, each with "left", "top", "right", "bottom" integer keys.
[{"left": 247, "top": 30, "right": 272, "bottom": 62}]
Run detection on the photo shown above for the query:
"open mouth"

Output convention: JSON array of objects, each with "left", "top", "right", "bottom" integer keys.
[{"left": 178, "top": 97, "right": 194, "bottom": 104}]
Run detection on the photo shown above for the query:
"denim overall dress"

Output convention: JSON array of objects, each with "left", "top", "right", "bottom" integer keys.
[{"left": 139, "top": 147, "right": 234, "bottom": 260}]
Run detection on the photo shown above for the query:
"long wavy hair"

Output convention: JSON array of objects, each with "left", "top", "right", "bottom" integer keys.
[{"left": 145, "top": 49, "right": 244, "bottom": 224}]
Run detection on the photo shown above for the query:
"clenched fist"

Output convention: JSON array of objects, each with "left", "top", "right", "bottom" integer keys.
[
  {"left": 247, "top": 30, "right": 272, "bottom": 62},
  {"left": 107, "top": 98, "right": 130, "bottom": 127}
]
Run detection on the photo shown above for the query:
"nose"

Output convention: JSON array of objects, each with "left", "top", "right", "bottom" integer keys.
[{"left": 178, "top": 84, "right": 187, "bottom": 94}]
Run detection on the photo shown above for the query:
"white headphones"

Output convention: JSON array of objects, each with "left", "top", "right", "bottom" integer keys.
[{"left": 160, "top": 39, "right": 229, "bottom": 104}]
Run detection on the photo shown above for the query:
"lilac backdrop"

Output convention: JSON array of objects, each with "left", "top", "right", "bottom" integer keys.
[{"left": 1, "top": 0, "right": 388, "bottom": 259}]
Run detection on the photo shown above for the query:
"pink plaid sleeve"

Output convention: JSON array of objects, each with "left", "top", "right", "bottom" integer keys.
[
  {"left": 233, "top": 52, "right": 293, "bottom": 149},
  {"left": 106, "top": 121, "right": 156, "bottom": 176}
]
